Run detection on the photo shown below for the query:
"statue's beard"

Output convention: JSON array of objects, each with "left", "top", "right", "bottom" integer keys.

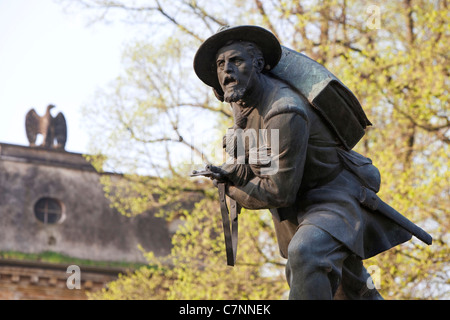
[
  {"left": 224, "top": 86, "right": 247, "bottom": 103},
  {"left": 222, "top": 66, "right": 259, "bottom": 104}
]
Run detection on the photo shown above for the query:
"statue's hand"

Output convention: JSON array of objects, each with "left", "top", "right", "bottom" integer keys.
[
  {"left": 208, "top": 163, "right": 254, "bottom": 188},
  {"left": 207, "top": 165, "right": 230, "bottom": 187}
]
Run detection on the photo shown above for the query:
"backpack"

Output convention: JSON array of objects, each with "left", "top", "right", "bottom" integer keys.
[{"left": 269, "top": 46, "right": 372, "bottom": 151}]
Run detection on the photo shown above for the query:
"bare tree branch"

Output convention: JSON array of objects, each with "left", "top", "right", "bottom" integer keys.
[{"left": 254, "top": 0, "right": 279, "bottom": 39}]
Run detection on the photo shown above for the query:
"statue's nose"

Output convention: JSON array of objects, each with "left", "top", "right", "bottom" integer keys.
[{"left": 224, "top": 61, "right": 235, "bottom": 73}]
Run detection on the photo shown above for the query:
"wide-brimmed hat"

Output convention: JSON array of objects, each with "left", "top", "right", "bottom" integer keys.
[{"left": 193, "top": 25, "right": 282, "bottom": 94}]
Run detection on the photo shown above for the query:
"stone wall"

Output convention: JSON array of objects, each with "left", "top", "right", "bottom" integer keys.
[{"left": 0, "top": 143, "right": 172, "bottom": 264}]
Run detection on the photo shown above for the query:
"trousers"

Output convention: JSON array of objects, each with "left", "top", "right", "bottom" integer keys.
[{"left": 285, "top": 224, "right": 383, "bottom": 300}]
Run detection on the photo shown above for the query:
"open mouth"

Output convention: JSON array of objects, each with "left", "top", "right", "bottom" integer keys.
[{"left": 223, "top": 76, "right": 238, "bottom": 87}]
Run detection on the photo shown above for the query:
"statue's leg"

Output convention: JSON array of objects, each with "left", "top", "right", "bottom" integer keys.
[
  {"left": 340, "top": 254, "right": 384, "bottom": 300},
  {"left": 286, "top": 224, "right": 349, "bottom": 300}
]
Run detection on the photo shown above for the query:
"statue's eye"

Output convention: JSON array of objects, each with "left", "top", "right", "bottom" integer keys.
[{"left": 217, "top": 60, "right": 225, "bottom": 69}]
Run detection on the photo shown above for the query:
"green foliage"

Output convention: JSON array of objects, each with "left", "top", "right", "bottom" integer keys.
[
  {"left": 89, "top": 200, "right": 288, "bottom": 299},
  {"left": 63, "top": 0, "right": 449, "bottom": 299}
]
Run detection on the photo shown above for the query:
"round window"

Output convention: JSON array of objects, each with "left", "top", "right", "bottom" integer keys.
[{"left": 34, "top": 198, "right": 63, "bottom": 224}]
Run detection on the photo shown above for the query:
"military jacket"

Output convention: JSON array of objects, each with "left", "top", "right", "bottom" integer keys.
[{"left": 225, "top": 75, "right": 411, "bottom": 259}]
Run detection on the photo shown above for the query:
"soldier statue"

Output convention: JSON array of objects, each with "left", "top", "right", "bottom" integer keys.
[{"left": 192, "top": 25, "right": 431, "bottom": 300}]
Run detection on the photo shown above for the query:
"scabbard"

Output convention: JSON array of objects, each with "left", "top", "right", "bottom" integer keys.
[
  {"left": 218, "top": 183, "right": 240, "bottom": 266},
  {"left": 359, "top": 187, "right": 432, "bottom": 245}
]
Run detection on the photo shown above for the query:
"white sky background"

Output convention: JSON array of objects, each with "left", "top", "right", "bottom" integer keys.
[{"left": 0, "top": 0, "right": 130, "bottom": 154}]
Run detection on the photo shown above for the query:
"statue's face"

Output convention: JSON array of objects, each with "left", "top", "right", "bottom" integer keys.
[{"left": 216, "top": 43, "right": 255, "bottom": 103}]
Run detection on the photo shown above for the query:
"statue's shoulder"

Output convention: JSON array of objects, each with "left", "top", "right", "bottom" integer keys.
[{"left": 262, "top": 78, "right": 309, "bottom": 122}]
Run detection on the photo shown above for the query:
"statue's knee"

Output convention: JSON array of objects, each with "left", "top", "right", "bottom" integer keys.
[
  {"left": 287, "top": 225, "right": 333, "bottom": 273},
  {"left": 287, "top": 235, "right": 315, "bottom": 270}
]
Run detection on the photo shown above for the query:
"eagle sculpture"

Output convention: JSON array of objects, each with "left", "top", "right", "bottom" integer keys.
[{"left": 25, "top": 104, "right": 67, "bottom": 150}]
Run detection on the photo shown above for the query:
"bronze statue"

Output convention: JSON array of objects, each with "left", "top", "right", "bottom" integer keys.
[
  {"left": 192, "top": 25, "right": 431, "bottom": 300},
  {"left": 25, "top": 104, "right": 67, "bottom": 150}
]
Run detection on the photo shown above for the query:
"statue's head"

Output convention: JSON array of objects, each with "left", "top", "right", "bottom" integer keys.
[{"left": 194, "top": 25, "right": 282, "bottom": 102}]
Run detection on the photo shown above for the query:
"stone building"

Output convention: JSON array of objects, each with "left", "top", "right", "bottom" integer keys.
[{"left": 0, "top": 121, "right": 173, "bottom": 299}]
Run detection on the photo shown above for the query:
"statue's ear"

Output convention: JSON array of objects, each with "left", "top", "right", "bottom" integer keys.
[
  {"left": 213, "top": 87, "right": 224, "bottom": 102},
  {"left": 254, "top": 57, "right": 265, "bottom": 73}
]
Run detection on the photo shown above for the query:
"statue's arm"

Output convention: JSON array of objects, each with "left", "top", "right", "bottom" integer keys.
[{"left": 226, "top": 111, "right": 309, "bottom": 209}]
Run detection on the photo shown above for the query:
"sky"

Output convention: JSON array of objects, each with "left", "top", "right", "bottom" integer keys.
[{"left": 0, "top": 0, "right": 130, "bottom": 154}]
